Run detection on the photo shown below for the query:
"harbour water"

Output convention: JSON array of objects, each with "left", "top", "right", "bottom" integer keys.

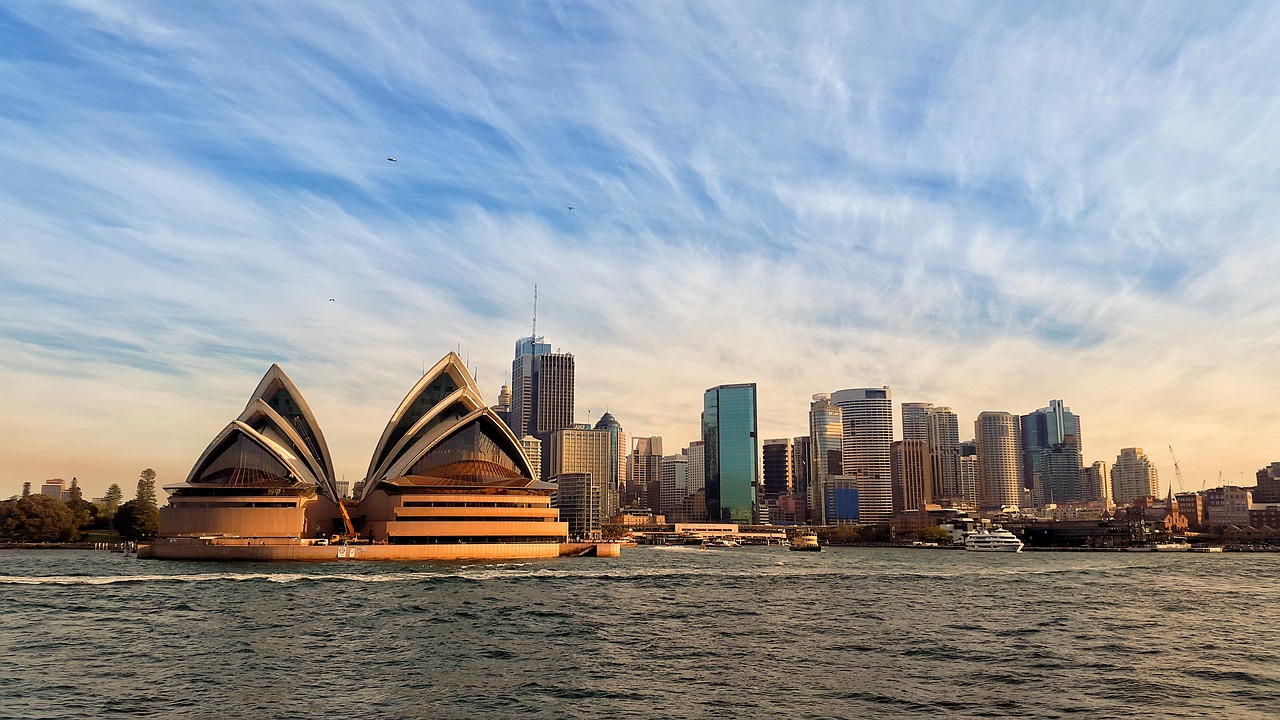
[{"left": 1, "top": 546, "right": 1277, "bottom": 719}]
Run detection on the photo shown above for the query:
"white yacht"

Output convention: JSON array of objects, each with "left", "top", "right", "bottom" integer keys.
[{"left": 964, "top": 528, "right": 1024, "bottom": 553}]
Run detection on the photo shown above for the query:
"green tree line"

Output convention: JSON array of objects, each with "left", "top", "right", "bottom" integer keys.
[{"left": 0, "top": 470, "right": 160, "bottom": 542}]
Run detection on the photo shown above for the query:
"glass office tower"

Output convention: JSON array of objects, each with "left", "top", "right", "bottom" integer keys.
[{"left": 702, "top": 383, "right": 759, "bottom": 523}]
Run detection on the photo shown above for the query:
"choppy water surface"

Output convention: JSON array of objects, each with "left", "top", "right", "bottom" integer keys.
[{"left": 1, "top": 546, "right": 1277, "bottom": 719}]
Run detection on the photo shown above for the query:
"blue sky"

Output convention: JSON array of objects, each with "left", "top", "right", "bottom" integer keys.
[{"left": 3, "top": 1, "right": 1279, "bottom": 498}]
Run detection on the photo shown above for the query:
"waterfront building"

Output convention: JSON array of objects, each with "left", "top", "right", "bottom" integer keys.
[
  {"left": 890, "top": 439, "right": 932, "bottom": 515},
  {"left": 1082, "top": 460, "right": 1111, "bottom": 506},
  {"left": 808, "top": 393, "right": 843, "bottom": 524},
  {"left": 1036, "top": 442, "right": 1085, "bottom": 506},
  {"left": 703, "top": 383, "right": 759, "bottom": 524},
  {"left": 959, "top": 440, "right": 980, "bottom": 507},
  {"left": 554, "top": 473, "right": 602, "bottom": 539},
  {"left": 975, "top": 412, "right": 1021, "bottom": 510},
  {"left": 761, "top": 438, "right": 795, "bottom": 503},
  {"left": 593, "top": 412, "right": 628, "bottom": 518},
  {"left": 1203, "top": 486, "right": 1252, "bottom": 530},
  {"left": 831, "top": 387, "right": 892, "bottom": 524},
  {"left": 160, "top": 364, "right": 340, "bottom": 540},
  {"left": 550, "top": 423, "right": 612, "bottom": 532},
  {"left": 824, "top": 475, "right": 862, "bottom": 526},
  {"left": 1255, "top": 462, "right": 1280, "bottom": 504},
  {"left": 1110, "top": 448, "right": 1159, "bottom": 507},
  {"left": 1175, "top": 491, "right": 1205, "bottom": 529},
  {"left": 659, "top": 453, "right": 689, "bottom": 516},
  {"left": 685, "top": 441, "right": 705, "bottom": 495},
  {"left": 928, "top": 407, "right": 962, "bottom": 501},
  {"left": 1020, "top": 401, "right": 1083, "bottom": 503},
  {"left": 157, "top": 354, "right": 571, "bottom": 560},
  {"left": 629, "top": 437, "right": 664, "bottom": 510}
]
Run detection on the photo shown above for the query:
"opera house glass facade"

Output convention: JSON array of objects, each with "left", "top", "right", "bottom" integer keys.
[
  {"left": 158, "top": 353, "right": 568, "bottom": 559},
  {"left": 702, "top": 383, "right": 759, "bottom": 524}
]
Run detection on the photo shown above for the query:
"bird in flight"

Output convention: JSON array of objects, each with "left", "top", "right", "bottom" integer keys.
[
  {"left": 328, "top": 298, "right": 336, "bottom": 302},
  {"left": 387, "top": 157, "right": 397, "bottom": 162},
  {"left": 567, "top": 206, "right": 574, "bottom": 210}
]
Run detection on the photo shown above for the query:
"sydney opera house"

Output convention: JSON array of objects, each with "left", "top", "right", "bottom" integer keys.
[{"left": 142, "top": 354, "right": 607, "bottom": 561}]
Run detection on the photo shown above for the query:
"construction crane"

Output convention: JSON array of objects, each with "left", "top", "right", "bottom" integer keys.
[{"left": 1168, "top": 445, "right": 1186, "bottom": 495}]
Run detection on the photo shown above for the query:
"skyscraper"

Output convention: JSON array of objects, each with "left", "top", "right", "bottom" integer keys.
[
  {"left": 703, "top": 383, "right": 759, "bottom": 524},
  {"left": 550, "top": 424, "right": 611, "bottom": 534},
  {"left": 1020, "top": 400, "right": 1083, "bottom": 505},
  {"left": 761, "top": 438, "right": 795, "bottom": 502},
  {"left": 902, "top": 402, "right": 961, "bottom": 501},
  {"left": 1083, "top": 460, "right": 1111, "bottom": 505},
  {"left": 629, "top": 436, "right": 664, "bottom": 510},
  {"left": 1110, "top": 448, "right": 1159, "bottom": 506},
  {"left": 890, "top": 439, "right": 932, "bottom": 515},
  {"left": 975, "top": 412, "right": 1021, "bottom": 510},
  {"left": 808, "top": 393, "right": 843, "bottom": 524},
  {"left": 831, "top": 387, "right": 892, "bottom": 524},
  {"left": 593, "top": 412, "right": 628, "bottom": 518},
  {"left": 509, "top": 336, "right": 574, "bottom": 479}
]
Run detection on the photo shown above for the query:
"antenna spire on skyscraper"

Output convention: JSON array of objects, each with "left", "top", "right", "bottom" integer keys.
[{"left": 532, "top": 284, "right": 538, "bottom": 342}]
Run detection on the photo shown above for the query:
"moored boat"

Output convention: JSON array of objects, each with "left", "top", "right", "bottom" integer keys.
[{"left": 964, "top": 528, "right": 1023, "bottom": 553}]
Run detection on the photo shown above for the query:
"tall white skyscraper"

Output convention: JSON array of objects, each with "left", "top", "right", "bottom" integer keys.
[
  {"left": 1110, "top": 448, "right": 1158, "bottom": 506},
  {"left": 975, "top": 411, "right": 1021, "bottom": 510},
  {"left": 831, "top": 387, "right": 892, "bottom": 523}
]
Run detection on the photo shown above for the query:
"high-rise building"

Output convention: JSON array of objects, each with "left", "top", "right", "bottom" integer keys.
[
  {"left": 901, "top": 403, "right": 932, "bottom": 443},
  {"left": 791, "top": 435, "right": 811, "bottom": 505},
  {"left": 761, "top": 438, "right": 795, "bottom": 502},
  {"left": 1082, "top": 460, "right": 1111, "bottom": 505},
  {"left": 519, "top": 435, "right": 542, "bottom": 482},
  {"left": 1255, "top": 462, "right": 1280, "bottom": 504},
  {"left": 593, "top": 412, "right": 628, "bottom": 518},
  {"left": 831, "top": 387, "right": 892, "bottom": 523},
  {"left": 975, "top": 412, "right": 1021, "bottom": 510},
  {"left": 685, "top": 441, "right": 705, "bottom": 495},
  {"left": 509, "top": 336, "right": 574, "bottom": 479},
  {"left": 890, "top": 439, "right": 932, "bottom": 515},
  {"left": 550, "top": 424, "right": 611, "bottom": 533},
  {"left": 928, "top": 407, "right": 961, "bottom": 500},
  {"left": 703, "top": 383, "right": 759, "bottom": 524},
  {"left": 492, "top": 383, "right": 512, "bottom": 431},
  {"left": 658, "top": 454, "right": 689, "bottom": 516},
  {"left": 1021, "top": 400, "right": 1083, "bottom": 504},
  {"left": 509, "top": 336, "right": 549, "bottom": 436},
  {"left": 808, "top": 394, "right": 843, "bottom": 524},
  {"left": 1110, "top": 448, "right": 1159, "bottom": 507},
  {"left": 629, "top": 437, "right": 664, "bottom": 510}
]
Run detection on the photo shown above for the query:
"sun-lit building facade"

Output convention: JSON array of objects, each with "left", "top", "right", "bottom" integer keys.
[{"left": 157, "top": 354, "right": 570, "bottom": 559}]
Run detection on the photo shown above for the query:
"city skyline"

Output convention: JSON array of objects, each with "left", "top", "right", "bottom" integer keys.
[{"left": 4, "top": 3, "right": 1280, "bottom": 497}]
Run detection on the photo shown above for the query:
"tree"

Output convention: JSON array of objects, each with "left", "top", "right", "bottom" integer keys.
[
  {"left": 917, "top": 525, "right": 953, "bottom": 543},
  {"left": 136, "top": 469, "right": 158, "bottom": 511},
  {"left": 64, "top": 480, "right": 99, "bottom": 531},
  {"left": 113, "top": 499, "right": 159, "bottom": 541},
  {"left": 0, "top": 494, "right": 80, "bottom": 542},
  {"left": 21, "top": 482, "right": 30, "bottom": 498},
  {"left": 103, "top": 484, "right": 124, "bottom": 518}
]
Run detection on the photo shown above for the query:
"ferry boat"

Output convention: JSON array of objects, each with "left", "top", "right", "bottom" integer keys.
[
  {"left": 789, "top": 533, "right": 822, "bottom": 552},
  {"left": 964, "top": 528, "right": 1023, "bottom": 553}
]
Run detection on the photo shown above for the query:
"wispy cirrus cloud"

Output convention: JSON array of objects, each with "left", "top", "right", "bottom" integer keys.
[{"left": 2, "top": 1, "right": 1279, "bottom": 494}]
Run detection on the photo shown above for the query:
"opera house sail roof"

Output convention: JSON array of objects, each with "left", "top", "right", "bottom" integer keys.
[
  {"left": 173, "top": 364, "right": 338, "bottom": 498},
  {"left": 156, "top": 353, "right": 572, "bottom": 558},
  {"left": 362, "top": 353, "right": 539, "bottom": 498}
]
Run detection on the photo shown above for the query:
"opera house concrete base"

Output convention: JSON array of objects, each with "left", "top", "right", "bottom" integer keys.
[{"left": 139, "top": 538, "right": 620, "bottom": 561}]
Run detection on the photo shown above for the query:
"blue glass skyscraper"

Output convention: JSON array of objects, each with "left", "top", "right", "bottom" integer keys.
[{"left": 702, "top": 383, "right": 758, "bottom": 523}]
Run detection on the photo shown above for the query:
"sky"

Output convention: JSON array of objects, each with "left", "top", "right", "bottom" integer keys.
[{"left": 3, "top": 1, "right": 1279, "bottom": 500}]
